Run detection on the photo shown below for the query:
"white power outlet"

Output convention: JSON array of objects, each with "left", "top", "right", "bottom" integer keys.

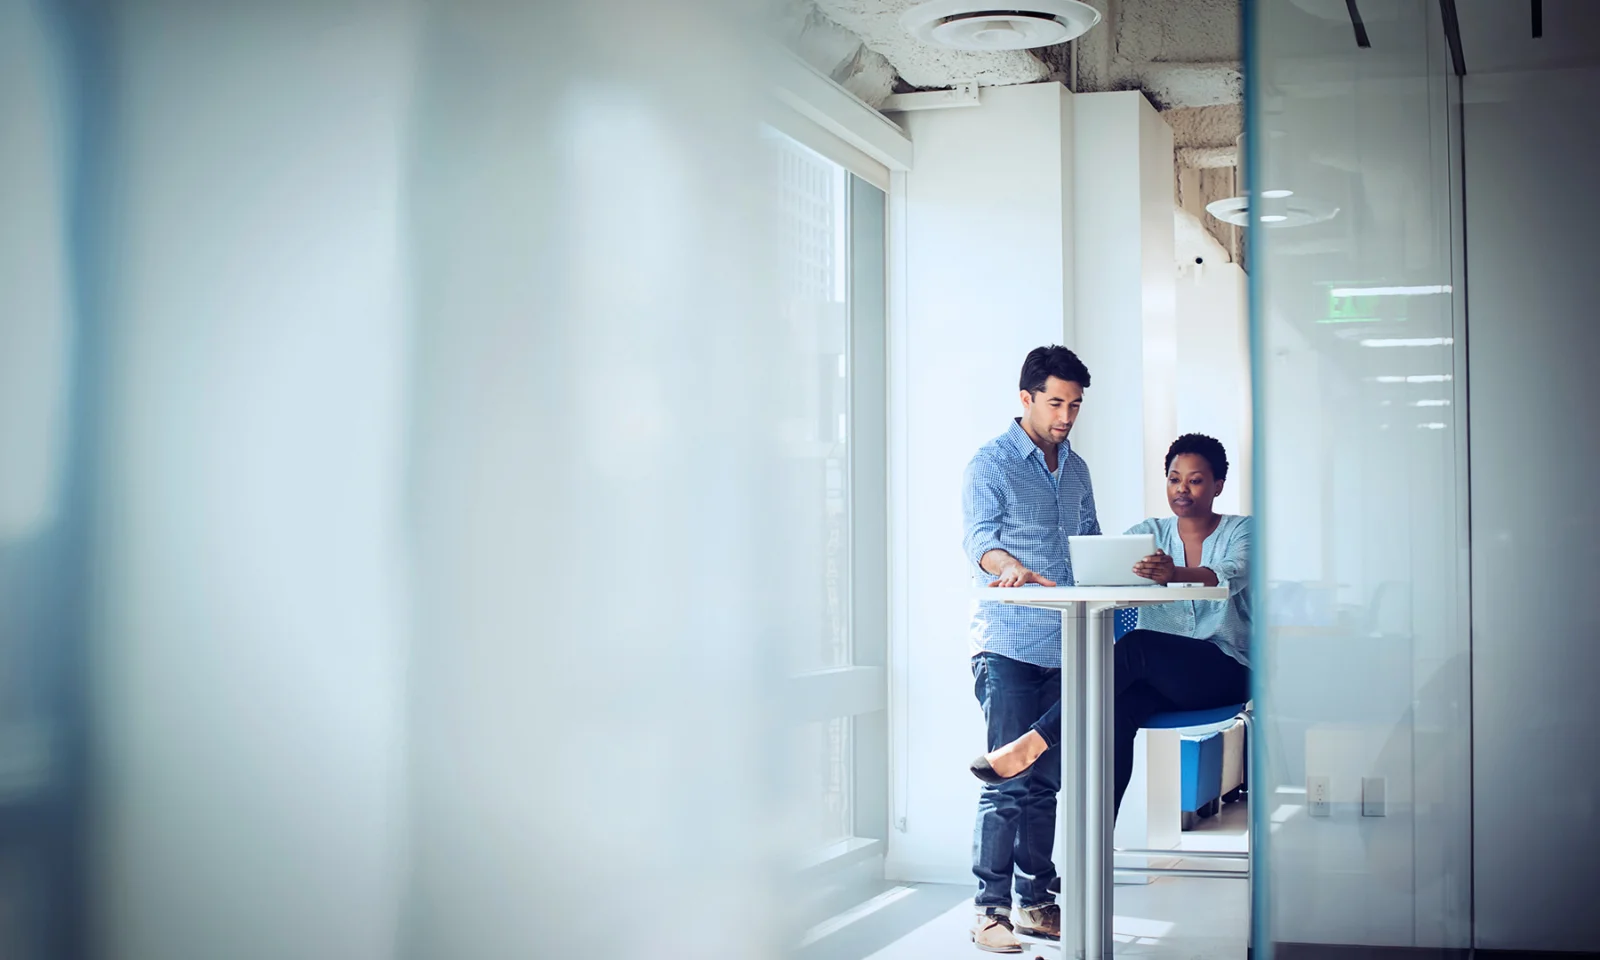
[{"left": 1308, "top": 775, "right": 1331, "bottom": 817}]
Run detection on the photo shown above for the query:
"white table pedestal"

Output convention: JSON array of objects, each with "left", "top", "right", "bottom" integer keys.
[{"left": 978, "top": 585, "right": 1227, "bottom": 960}]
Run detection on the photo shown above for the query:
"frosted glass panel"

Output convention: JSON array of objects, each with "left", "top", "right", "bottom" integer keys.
[
  {"left": 1463, "top": 60, "right": 1600, "bottom": 952},
  {"left": 0, "top": 1, "right": 806, "bottom": 957},
  {"left": 1248, "top": 1, "right": 1472, "bottom": 953},
  {"left": 795, "top": 717, "right": 855, "bottom": 848}
]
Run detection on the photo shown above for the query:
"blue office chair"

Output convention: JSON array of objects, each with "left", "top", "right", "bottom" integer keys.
[
  {"left": 1117, "top": 703, "right": 1254, "bottom": 952},
  {"left": 1112, "top": 607, "right": 1253, "bottom": 949}
]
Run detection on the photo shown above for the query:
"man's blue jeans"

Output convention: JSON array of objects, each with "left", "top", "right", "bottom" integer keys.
[{"left": 971, "top": 651, "right": 1061, "bottom": 911}]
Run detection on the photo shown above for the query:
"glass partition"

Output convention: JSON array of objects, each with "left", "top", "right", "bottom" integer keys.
[
  {"left": 0, "top": 3, "right": 83, "bottom": 955},
  {"left": 1247, "top": 1, "right": 1473, "bottom": 954}
]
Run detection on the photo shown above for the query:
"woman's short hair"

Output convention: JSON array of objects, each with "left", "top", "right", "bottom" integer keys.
[{"left": 1164, "top": 433, "right": 1229, "bottom": 482}]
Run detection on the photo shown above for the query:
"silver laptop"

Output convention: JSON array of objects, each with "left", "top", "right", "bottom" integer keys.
[{"left": 1068, "top": 534, "right": 1162, "bottom": 587}]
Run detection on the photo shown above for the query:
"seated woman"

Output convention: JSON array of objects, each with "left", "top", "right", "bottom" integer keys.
[{"left": 968, "top": 433, "right": 1252, "bottom": 821}]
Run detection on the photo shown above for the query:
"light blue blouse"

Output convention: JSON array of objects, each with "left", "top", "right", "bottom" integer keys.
[{"left": 1124, "top": 514, "right": 1253, "bottom": 668}]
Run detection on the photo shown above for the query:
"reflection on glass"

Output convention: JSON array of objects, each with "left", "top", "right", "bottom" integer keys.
[
  {"left": 0, "top": 3, "right": 74, "bottom": 956},
  {"left": 1250, "top": 0, "right": 1472, "bottom": 954},
  {"left": 0, "top": 0, "right": 71, "bottom": 544}
]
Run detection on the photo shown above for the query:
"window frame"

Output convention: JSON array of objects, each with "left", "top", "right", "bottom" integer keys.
[{"left": 767, "top": 119, "right": 891, "bottom": 880}]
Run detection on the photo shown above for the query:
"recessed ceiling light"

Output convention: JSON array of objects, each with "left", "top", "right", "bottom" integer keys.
[
  {"left": 1359, "top": 337, "right": 1454, "bottom": 347},
  {"left": 1330, "top": 285, "right": 1453, "bottom": 297},
  {"left": 901, "top": 0, "right": 1101, "bottom": 50},
  {"left": 1261, "top": 189, "right": 1295, "bottom": 199},
  {"left": 1205, "top": 195, "right": 1339, "bottom": 228}
]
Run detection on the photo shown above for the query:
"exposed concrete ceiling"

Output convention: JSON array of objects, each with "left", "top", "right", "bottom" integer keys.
[
  {"left": 807, "top": 0, "right": 1052, "bottom": 88},
  {"left": 778, "top": 0, "right": 1242, "bottom": 114},
  {"left": 1078, "top": 0, "right": 1243, "bottom": 253},
  {"left": 773, "top": 0, "right": 900, "bottom": 106},
  {"left": 1070, "top": 0, "right": 1240, "bottom": 107},
  {"left": 1166, "top": 102, "right": 1241, "bottom": 162},
  {"left": 777, "top": 0, "right": 1246, "bottom": 256}
]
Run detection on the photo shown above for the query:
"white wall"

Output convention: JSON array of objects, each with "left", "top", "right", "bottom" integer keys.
[
  {"left": 886, "top": 82, "right": 1075, "bottom": 881},
  {"left": 1465, "top": 66, "right": 1600, "bottom": 953},
  {"left": 1072, "top": 92, "right": 1177, "bottom": 529},
  {"left": 1174, "top": 261, "right": 1249, "bottom": 515},
  {"left": 1073, "top": 90, "right": 1186, "bottom": 861},
  {"left": 1137, "top": 101, "right": 1179, "bottom": 522}
]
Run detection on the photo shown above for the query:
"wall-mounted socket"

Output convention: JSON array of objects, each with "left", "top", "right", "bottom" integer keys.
[
  {"left": 1362, "top": 777, "right": 1387, "bottom": 817},
  {"left": 1308, "top": 775, "right": 1331, "bottom": 817}
]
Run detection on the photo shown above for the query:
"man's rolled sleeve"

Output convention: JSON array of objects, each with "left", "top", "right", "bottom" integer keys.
[
  {"left": 963, "top": 456, "right": 1007, "bottom": 569},
  {"left": 1078, "top": 469, "right": 1102, "bottom": 536}
]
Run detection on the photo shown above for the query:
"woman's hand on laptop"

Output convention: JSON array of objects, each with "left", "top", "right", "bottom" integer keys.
[
  {"left": 1133, "top": 551, "right": 1176, "bottom": 585},
  {"left": 988, "top": 562, "right": 1057, "bottom": 588}
]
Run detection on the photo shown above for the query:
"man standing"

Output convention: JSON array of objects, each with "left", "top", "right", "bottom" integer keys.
[{"left": 962, "top": 345, "right": 1099, "bottom": 953}]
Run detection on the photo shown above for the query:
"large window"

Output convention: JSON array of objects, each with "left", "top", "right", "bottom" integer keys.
[{"left": 763, "top": 127, "right": 889, "bottom": 876}]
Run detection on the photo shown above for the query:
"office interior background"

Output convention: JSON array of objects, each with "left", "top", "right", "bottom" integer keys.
[{"left": 1, "top": 0, "right": 1597, "bottom": 957}]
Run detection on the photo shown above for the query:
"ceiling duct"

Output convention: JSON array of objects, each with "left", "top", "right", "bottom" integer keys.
[{"left": 899, "top": 0, "right": 1101, "bottom": 51}]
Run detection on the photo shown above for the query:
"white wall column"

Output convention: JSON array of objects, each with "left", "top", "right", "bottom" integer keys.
[
  {"left": 1072, "top": 91, "right": 1177, "bottom": 529},
  {"left": 886, "top": 81, "right": 1076, "bottom": 881},
  {"left": 1176, "top": 260, "right": 1250, "bottom": 515},
  {"left": 1074, "top": 91, "right": 1182, "bottom": 866}
]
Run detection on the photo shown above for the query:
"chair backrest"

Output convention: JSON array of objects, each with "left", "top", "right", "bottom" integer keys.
[{"left": 1113, "top": 607, "right": 1138, "bottom": 640}]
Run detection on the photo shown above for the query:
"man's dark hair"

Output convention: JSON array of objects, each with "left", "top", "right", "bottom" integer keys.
[
  {"left": 1019, "top": 345, "right": 1092, "bottom": 395},
  {"left": 1164, "top": 433, "right": 1230, "bottom": 482}
]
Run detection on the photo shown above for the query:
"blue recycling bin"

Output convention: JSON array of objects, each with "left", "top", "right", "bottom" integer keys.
[{"left": 1180, "top": 730, "right": 1225, "bottom": 814}]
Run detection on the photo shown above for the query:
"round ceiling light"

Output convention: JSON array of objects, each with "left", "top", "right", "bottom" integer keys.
[
  {"left": 1205, "top": 194, "right": 1340, "bottom": 229},
  {"left": 901, "top": 0, "right": 1102, "bottom": 51}
]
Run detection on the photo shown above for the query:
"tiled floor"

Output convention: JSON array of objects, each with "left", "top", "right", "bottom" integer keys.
[{"left": 808, "top": 801, "right": 1250, "bottom": 960}]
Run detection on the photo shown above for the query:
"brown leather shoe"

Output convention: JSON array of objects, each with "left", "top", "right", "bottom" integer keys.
[
  {"left": 1015, "top": 902, "right": 1061, "bottom": 941},
  {"left": 970, "top": 910, "right": 1023, "bottom": 954}
]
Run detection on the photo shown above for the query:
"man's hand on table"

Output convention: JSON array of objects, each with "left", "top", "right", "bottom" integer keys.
[{"left": 988, "top": 562, "right": 1057, "bottom": 588}]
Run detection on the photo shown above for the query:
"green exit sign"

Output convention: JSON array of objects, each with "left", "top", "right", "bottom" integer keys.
[
  {"left": 1319, "top": 283, "right": 1416, "bottom": 325},
  {"left": 1323, "top": 291, "right": 1381, "bottom": 324}
]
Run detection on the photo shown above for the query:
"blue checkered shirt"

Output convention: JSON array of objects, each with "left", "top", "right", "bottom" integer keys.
[{"left": 964, "top": 419, "right": 1101, "bottom": 668}]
